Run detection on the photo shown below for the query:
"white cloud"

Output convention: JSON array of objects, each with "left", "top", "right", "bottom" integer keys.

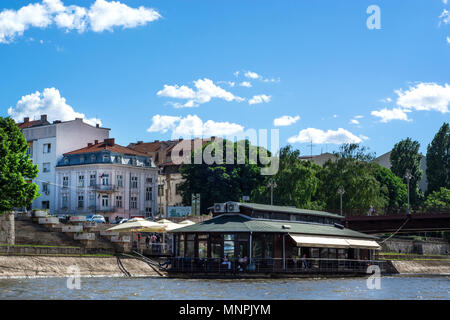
[
  {"left": 354, "top": 115, "right": 364, "bottom": 119},
  {"left": 439, "top": 9, "right": 450, "bottom": 25},
  {"left": 8, "top": 87, "right": 101, "bottom": 126},
  {"left": 148, "top": 114, "right": 244, "bottom": 138},
  {"left": 350, "top": 119, "right": 360, "bottom": 125},
  {"left": 248, "top": 94, "right": 271, "bottom": 105},
  {"left": 370, "top": 107, "right": 411, "bottom": 123},
  {"left": 147, "top": 114, "right": 181, "bottom": 133},
  {"left": 239, "top": 81, "right": 252, "bottom": 88},
  {"left": 157, "top": 78, "right": 244, "bottom": 108},
  {"left": 333, "top": 114, "right": 338, "bottom": 118},
  {"left": 447, "top": 36, "right": 450, "bottom": 43},
  {"left": 287, "top": 128, "right": 363, "bottom": 144},
  {"left": 273, "top": 115, "right": 300, "bottom": 127},
  {"left": 0, "top": 0, "right": 161, "bottom": 43},
  {"left": 395, "top": 82, "right": 450, "bottom": 113},
  {"left": 244, "top": 71, "right": 260, "bottom": 79}
]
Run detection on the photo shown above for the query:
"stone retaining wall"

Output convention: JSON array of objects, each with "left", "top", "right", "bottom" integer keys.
[
  {"left": 381, "top": 238, "right": 449, "bottom": 255},
  {"left": 0, "top": 212, "right": 14, "bottom": 245},
  {"left": 0, "top": 245, "right": 82, "bottom": 255}
]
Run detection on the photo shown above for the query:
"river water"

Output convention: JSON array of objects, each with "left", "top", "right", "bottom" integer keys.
[{"left": 0, "top": 276, "right": 449, "bottom": 300}]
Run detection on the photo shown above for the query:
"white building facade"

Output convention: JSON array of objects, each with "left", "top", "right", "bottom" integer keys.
[
  {"left": 20, "top": 116, "right": 110, "bottom": 212},
  {"left": 55, "top": 138, "right": 158, "bottom": 221}
]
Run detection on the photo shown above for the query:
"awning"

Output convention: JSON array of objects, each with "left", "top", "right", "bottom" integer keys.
[
  {"left": 345, "top": 239, "right": 381, "bottom": 250},
  {"left": 289, "top": 235, "right": 350, "bottom": 249},
  {"left": 289, "top": 234, "right": 381, "bottom": 250}
]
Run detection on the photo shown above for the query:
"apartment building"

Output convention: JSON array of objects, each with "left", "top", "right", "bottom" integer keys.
[{"left": 17, "top": 115, "right": 110, "bottom": 212}]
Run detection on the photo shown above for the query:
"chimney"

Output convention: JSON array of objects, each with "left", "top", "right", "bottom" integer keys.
[
  {"left": 104, "top": 138, "right": 115, "bottom": 146},
  {"left": 96, "top": 123, "right": 99, "bottom": 128},
  {"left": 24, "top": 117, "right": 29, "bottom": 123},
  {"left": 88, "top": 143, "right": 93, "bottom": 147},
  {"left": 94, "top": 140, "right": 98, "bottom": 144},
  {"left": 40, "top": 114, "right": 47, "bottom": 122}
]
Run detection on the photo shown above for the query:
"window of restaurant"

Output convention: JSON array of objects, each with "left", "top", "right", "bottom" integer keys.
[
  {"left": 328, "top": 248, "right": 337, "bottom": 259},
  {"left": 337, "top": 249, "right": 347, "bottom": 260},
  {"left": 178, "top": 234, "right": 185, "bottom": 257},
  {"left": 185, "top": 234, "right": 195, "bottom": 258},
  {"left": 210, "top": 234, "right": 223, "bottom": 259},
  {"left": 320, "top": 248, "right": 329, "bottom": 259},
  {"left": 237, "top": 234, "right": 249, "bottom": 259},
  {"left": 198, "top": 234, "right": 208, "bottom": 259},
  {"left": 311, "top": 248, "right": 320, "bottom": 258},
  {"left": 224, "top": 234, "right": 235, "bottom": 260},
  {"left": 252, "top": 234, "right": 264, "bottom": 258},
  {"left": 264, "top": 234, "right": 274, "bottom": 258}
]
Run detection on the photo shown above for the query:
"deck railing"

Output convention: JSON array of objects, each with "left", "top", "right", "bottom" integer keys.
[{"left": 167, "top": 257, "right": 386, "bottom": 274}]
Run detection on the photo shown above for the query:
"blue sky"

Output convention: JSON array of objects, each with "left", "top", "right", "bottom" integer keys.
[{"left": 0, "top": 0, "right": 449, "bottom": 157}]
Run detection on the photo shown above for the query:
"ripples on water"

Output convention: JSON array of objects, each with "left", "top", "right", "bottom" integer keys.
[{"left": 0, "top": 276, "right": 449, "bottom": 300}]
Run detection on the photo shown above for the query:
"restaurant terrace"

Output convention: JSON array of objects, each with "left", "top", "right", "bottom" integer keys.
[{"left": 168, "top": 202, "right": 384, "bottom": 276}]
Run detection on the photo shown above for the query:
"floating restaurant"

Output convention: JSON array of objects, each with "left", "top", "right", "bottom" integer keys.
[{"left": 168, "top": 202, "right": 384, "bottom": 276}]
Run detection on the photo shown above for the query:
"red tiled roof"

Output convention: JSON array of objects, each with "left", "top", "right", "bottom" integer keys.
[
  {"left": 16, "top": 119, "right": 49, "bottom": 129},
  {"left": 64, "top": 140, "right": 149, "bottom": 157}
]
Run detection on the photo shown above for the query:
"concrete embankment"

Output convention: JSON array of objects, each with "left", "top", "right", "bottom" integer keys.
[
  {"left": 0, "top": 256, "right": 166, "bottom": 278},
  {"left": 387, "top": 260, "right": 450, "bottom": 275}
]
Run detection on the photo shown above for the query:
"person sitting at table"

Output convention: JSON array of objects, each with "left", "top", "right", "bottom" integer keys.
[{"left": 222, "top": 255, "right": 232, "bottom": 270}]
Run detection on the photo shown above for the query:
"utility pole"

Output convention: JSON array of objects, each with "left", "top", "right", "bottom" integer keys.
[
  {"left": 267, "top": 179, "right": 277, "bottom": 205},
  {"left": 404, "top": 170, "right": 413, "bottom": 215},
  {"left": 337, "top": 186, "right": 345, "bottom": 216}
]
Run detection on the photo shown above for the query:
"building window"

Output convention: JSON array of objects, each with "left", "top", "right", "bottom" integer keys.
[
  {"left": 43, "top": 143, "right": 51, "bottom": 153},
  {"left": 78, "top": 175, "right": 84, "bottom": 187},
  {"left": 90, "top": 174, "right": 96, "bottom": 186},
  {"left": 130, "top": 196, "right": 137, "bottom": 209},
  {"left": 78, "top": 195, "right": 84, "bottom": 208},
  {"left": 117, "top": 156, "right": 123, "bottom": 164},
  {"left": 26, "top": 146, "right": 33, "bottom": 157},
  {"left": 101, "top": 174, "right": 109, "bottom": 186},
  {"left": 62, "top": 176, "right": 69, "bottom": 188},
  {"left": 146, "top": 177, "right": 153, "bottom": 184},
  {"left": 42, "top": 162, "right": 50, "bottom": 173},
  {"left": 158, "top": 184, "right": 164, "bottom": 196},
  {"left": 103, "top": 154, "right": 110, "bottom": 163},
  {"left": 42, "top": 183, "right": 49, "bottom": 193},
  {"left": 101, "top": 194, "right": 109, "bottom": 207},
  {"left": 91, "top": 154, "right": 96, "bottom": 162},
  {"left": 146, "top": 187, "right": 152, "bottom": 201},
  {"left": 63, "top": 157, "right": 69, "bottom": 165},
  {"left": 145, "top": 207, "right": 152, "bottom": 215},
  {"left": 117, "top": 175, "right": 123, "bottom": 187},
  {"left": 89, "top": 193, "right": 95, "bottom": 207},
  {"left": 80, "top": 155, "right": 85, "bottom": 164},
  {"left": 116, "top": 195, "right": 123, "bottom": 208},
  {"left": 62, "top": 194, "right": 68, "bottom": 208},
  {"left": 175, "top": 183, "right": 182, "bottom": 195},
  {"left": 131, "top": 176, "right": 138, "bottom": 188},
  {"left": 42, "top": 201, "right": 50, "bottom": 209}
]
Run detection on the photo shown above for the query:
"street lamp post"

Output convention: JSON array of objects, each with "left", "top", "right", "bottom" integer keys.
[
  {"left": 267, "top": 179, "right": 277, "bottom": 206},
  {"left": 337, "top": 186, "right": 345, "bottom": 216},
  {"left": 404, "top": 170, "right": 413, "bottom": 215}
]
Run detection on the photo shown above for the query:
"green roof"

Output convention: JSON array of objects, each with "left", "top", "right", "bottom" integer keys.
[
  {"left": 171, "top": 214, "right": 376, "bottom": 239},
  {"left": 238, "top": 202, "right": 343, "bottom": 219}
]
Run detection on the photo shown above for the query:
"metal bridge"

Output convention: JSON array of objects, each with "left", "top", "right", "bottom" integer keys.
[{"left": 344, "top": 212, "right": 450, "bottom": 234}]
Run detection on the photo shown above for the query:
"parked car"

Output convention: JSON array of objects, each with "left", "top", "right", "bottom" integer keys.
[
  {"left": 85, "top": 215, "right": 94, "bottom": 222},
  {"left": 119, "top": 218, "right": 129, "bottom": 224},
  {"left": 91, "top": 215, "right": 106, "bottom": 224}
]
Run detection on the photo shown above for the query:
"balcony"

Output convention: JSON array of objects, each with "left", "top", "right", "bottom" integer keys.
[{"left": 89, "top": 184, "right": 118, "bottom": 193}]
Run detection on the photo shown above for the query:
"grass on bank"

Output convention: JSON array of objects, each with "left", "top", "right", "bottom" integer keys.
[{"left": 0, "top": 243, "right": 80, "bottom": 249}]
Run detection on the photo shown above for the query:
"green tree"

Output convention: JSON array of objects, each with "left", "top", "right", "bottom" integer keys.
[
  {"left": 317, "top": 144, "right": 387, "bottom": 214},
  {"left": 390, "top": 138, "right": 423, "bottom": 205},
  {"left": 179, "top": 139, "right": 268, "bottom": 213},
  {"left": 251, "top": 145, "right": 324, "bottom": 209},
  {"left": 426, "top": 123, "right": 449, "bottom": 194},
  {"left": 0, "top": 117, "right": 39, "bottom": 214},
  {"left": 423, "top": 187, "right": 450, "bottom": 212},
  {"left": 371, "top": 163, "right": 408, "bottom": 211}
]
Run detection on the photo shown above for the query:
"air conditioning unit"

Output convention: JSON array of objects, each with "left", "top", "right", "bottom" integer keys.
[
  {"left": 226, "top": 202, "right": 240, "bottom": 213},
  {"left": 214, "top": 203, "right": 226, "bottom": 213}
]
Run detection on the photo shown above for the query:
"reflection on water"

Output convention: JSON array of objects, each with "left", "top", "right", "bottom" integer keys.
[{"left": 0, "top": 276, "right": 449, "bottom": 300}]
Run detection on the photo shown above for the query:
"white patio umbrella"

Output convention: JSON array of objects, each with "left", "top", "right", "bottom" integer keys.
[
  {"left": 178, "top": 219, "right": 195, "bottom": 226},
  {"left": 106, "top": 218, "right": 166, "bottom": 233}
]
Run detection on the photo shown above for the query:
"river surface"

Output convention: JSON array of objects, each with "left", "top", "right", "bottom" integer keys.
[{"left": 0, "top": 276, "right": 449, "bottom": 300}]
